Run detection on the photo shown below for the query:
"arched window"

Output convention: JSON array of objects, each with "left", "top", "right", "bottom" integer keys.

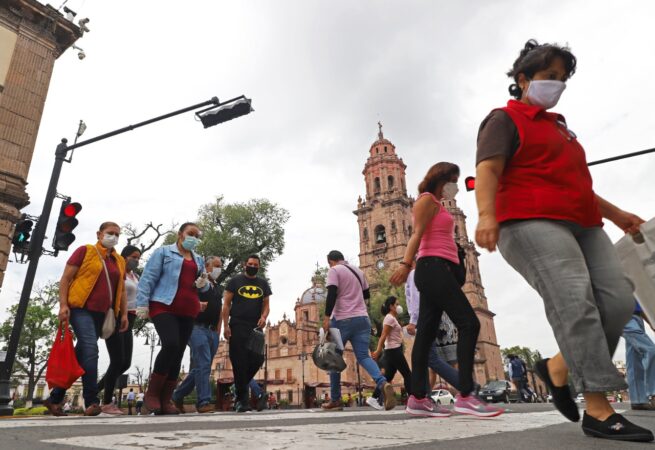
[
  {"left": 391, "top": 221, "right": 397, "bottom": 232},
  {"left": 384, "top": 146, "right": 387, "bottom": 153},
  {"left": 408, "top": 225, "right": 413, "bottom": 236},
  {"left": 387, "top": 175, "right": 394, "bottom": 190},
  {"left": 374, "top": 177, "right": 381, "bottom": 194},
  {"left": 375, "top": 225, "right": 386, "bottom": 244}
]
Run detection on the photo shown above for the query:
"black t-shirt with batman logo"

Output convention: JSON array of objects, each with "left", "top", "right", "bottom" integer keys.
[{"left": 225, "top": 274, "right": 272, "bottom": 326}]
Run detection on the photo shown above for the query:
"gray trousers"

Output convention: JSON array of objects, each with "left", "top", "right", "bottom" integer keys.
[{"left": 498, "top": 219, "right": 633, "bottom": 393}]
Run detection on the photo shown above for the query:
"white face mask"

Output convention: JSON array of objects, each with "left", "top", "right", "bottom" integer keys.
[
  {"left": 525, "top": 80, "right": 566, "bottom": 110},
  {"left": 396, "top": 305, "right": 403, "bottom": 315},
  {"left": 210, "top": 267, "right": 222, "bottom": 280},
  {"left": 101, "top": 234, "right": 118, "bottom": 249},
  {"left": 442, "top": 182, "right": 459, "bottom": 200}
]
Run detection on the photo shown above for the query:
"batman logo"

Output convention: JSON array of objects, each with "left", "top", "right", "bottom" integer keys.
[{"left": 238, "top": 285, "right": 264, "bottom": 299}]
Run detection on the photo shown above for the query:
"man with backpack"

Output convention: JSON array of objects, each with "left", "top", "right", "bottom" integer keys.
[{"left": 508, "top": 355, "right": 529, "bottom": 402}]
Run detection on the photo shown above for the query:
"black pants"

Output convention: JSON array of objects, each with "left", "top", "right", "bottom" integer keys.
[
  {"left": 229, "top": 323, "right": 264, "bottom": 403},
  {"left": 152, "top": 313, "right": 195, "bottom": 380},
  {"left": 373, "top": 347, "right": 412, "bottom": 399},
  {"left": 98, "top": 313, "right": 136, "bottom": 404},
  {"left": 411, "top": 257, "right": 480, "bottom": 398}
]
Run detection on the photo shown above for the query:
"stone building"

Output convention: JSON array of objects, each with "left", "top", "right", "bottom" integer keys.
[
  {"left": 354, "top": 124, "right": 505, "bottom": 386},
  {"left": 0, "top": 0, "right": 80, "bottom": 290},
  {"left": 212, "top": 272, "right": 374, "bottom": 408}
]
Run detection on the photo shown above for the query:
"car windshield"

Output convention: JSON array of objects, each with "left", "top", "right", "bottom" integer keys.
[{"left": 484, "top": 381, "right": 505, "bottom": 390}]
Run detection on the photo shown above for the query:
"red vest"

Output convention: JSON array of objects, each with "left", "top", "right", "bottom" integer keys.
[{"left": 495, "top": 100, "right": 602, "bottom": 227}]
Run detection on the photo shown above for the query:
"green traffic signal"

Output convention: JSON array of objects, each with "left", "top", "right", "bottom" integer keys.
[{"left": 12, "top": 216, "right": 34, "bottom": 248}]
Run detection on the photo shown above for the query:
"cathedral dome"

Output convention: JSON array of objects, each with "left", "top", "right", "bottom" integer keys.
[{"left": 300, "top": 285, "right": 326, "bottom": 304}]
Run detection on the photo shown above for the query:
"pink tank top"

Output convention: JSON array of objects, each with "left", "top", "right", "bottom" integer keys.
[{"left": 416, "top": 192, "right": 459, "bottom": 264}]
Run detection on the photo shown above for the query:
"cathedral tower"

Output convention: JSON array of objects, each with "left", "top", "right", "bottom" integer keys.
[{"left": 353, "top": 123, "right": 414, "bottom": 281}]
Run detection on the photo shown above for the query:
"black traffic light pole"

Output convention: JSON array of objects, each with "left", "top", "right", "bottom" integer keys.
[{"left": 0, "top": 96, "right": 223, "bottom": 416}]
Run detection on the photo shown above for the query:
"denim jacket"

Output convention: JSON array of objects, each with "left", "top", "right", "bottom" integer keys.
[{"left": 136, "top": 244, "right": 208, "bottom": 307}]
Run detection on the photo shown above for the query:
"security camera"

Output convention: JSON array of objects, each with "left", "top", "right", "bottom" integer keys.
[
  {"left": 77, "top": 51, "right": 85, "bottom": 60},
  {"left": 78, "top": 18, "right": 90, "bottom": 34}
]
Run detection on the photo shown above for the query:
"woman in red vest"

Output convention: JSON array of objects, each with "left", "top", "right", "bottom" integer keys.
[{"left": 475, "top": 39, "right": 652, "bottom": 442}]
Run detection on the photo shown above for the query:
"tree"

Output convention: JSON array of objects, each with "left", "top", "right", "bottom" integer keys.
[
  {"left": 123, "top": 221, "right": 177, "bottom": 255},
  {"left": 500, "top": 346, "right": 543, "bottom": 370},
  {"left": 132, "top": 366, "right": 146, "bottom": 391},
  {"left": 0, "top": 281, "right": 59, "bottom": 402},
  {"left": 195, "top": 196, "right": 290, "bottom": 284}
]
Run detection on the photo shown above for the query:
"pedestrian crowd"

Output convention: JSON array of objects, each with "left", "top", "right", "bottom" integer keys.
[{"left": 39, "top": 39, "right": 653, "bottom": 443}]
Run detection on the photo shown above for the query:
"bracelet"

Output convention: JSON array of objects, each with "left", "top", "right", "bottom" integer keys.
[{"left": 399, "top": 261, "right": 412, "bottom": 269}]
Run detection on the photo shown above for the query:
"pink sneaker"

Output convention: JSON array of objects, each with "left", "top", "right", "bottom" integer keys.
[
  {"left": 454, "top": 394, "right": 504, "bottom": 418},
  {"left": 101, "top": 403, "right": 124, "bottom": 415},
  {"left": 405, "top": 395, "right": 451, "bottom": 418}
]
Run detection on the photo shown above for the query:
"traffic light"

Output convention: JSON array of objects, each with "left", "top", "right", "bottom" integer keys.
[
  {"left": 12, "top": 215, "right": 34, "bottom": 250},
  {"left": 464, "top": 176, "right": 476, "bottom": 192},
  {"left": 53, "top": 201, "right": 82, "bottom": 251},
  {"left": 197, "top": 97, "right": 253, "bottom": 128}
]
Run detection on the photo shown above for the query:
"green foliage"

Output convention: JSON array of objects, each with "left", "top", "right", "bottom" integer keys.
[
  {"left": 195, "top": 196, "right": 290, "bottom": 285},
  {"left": 0, "top": 282, "right": 59, "bottom": 401},
  {"left": 13, "top": 406, "right": 47, "bottom": 416},
  {"left": 501, "top": 346, "right": 543, "bottom": 369}
]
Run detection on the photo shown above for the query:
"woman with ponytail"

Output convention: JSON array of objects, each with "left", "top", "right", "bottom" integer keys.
[{"left": 475, "top": 39, "right": 651, "bottom": 442}]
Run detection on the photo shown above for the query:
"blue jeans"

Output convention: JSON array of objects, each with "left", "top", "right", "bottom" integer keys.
[
  {"left": 249, "top": 379, "right": 262, "bottom": 397},
  {"left": 49, "top": 308, "right": 103, "bottom": 408},
  {"left": 329, "top": 316, "right": 386, "bottom": 402},
  {"left": 624, "top": 315, "right": 655, "bottom": 404},
  {"left": 427, "top": 339, "right": 461, "bottom": 390},
  {"left": 172, "top": 325, "right": 219, "bottom": 406}
]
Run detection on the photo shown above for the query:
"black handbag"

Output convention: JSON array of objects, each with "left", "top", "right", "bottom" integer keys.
[{"left": 246, "top": 327, "right": 266, "bottom": 355}]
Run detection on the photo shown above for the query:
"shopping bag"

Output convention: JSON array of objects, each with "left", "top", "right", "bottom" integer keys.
[
  {"left": 45, "top": 324, "right": 85, "bottom": 390},
  {"left": 615, "top": 217, "right": 655, "bottom": 326},
  {"left": 100, "top": 308, "right": 115, "bottom": 339},
  {"left": 246, "top": 327, "right": 266, "bottom": 355}
]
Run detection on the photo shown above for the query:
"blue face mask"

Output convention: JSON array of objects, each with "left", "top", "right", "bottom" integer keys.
[{"left": 181, "top": 235, "right": 199, "bottom": 251}]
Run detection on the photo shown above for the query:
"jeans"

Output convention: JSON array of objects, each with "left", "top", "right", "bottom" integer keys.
[
  {"left": 49, "top": 308, "right": 104, "bottom": 408},
  {"left": 411, "top": 257, "right": 480, "bottom": 398},
  {"left": 173, "top": 325, "right": 219, "bottom": 406},
  {"left": 249, "top": 379, "right": 263, "bottom": 397},
  {"left": 624, "top": 315, "right": 655, "bottom": 404},
  {"left": 498, "top": 220, "right": 633, "bottom": 392},
  {"left": 427, "top": 339, "right": 462, "bottom": 391},
  {"left": 229, "top": 323, "right": 264, "bottom": 403},
  {"left": 329, "top": 316, "right": 386, "bottom": 402}
]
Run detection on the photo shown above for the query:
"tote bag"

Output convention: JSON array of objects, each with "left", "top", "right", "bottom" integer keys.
[
  {"left": 615, "top": 217, "right": 655, "bottom": 325},
  {"left": 45, "top": 325, "right": 85, "bottom": 389}
]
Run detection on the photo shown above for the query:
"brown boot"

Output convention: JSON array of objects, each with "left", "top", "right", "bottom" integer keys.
[
  {"left": 144, "top": 373, "right": 166, "bottom": 414},
  {"left": 160, "top": 379, "right": 180, "bottom": 415}
]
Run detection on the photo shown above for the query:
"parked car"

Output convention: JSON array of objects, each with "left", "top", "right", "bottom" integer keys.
[
  {"left": 430, "top": 389, "right": 454, "bottom": 405},
  {"left": 479, "top": 380, "right": 519, "bottom": 403}
]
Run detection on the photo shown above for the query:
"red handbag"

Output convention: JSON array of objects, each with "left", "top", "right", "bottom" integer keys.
[{"left": 45, "top": 324, "right": 85, "bottom": 390}]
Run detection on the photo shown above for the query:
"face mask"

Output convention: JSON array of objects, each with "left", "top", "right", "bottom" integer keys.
[
  {"left": 395, "top": 305, "right": 404, "bottom": 315},
  {"left": 181, "top": 235, "right": 199, "bottom": 251},
  {"left": 126, "top": 258, "right": 139, "bottom": 272},
  {"left": 245, "top": 266, "right": 259, "bottom": 276},
  {"left": 442, "top": 182, "right": 459, "bottom": 200},
  {"left": 525, "top": 80, "right": 566, "bottom": 110},
  {"left": 101, "top": 234, "right": 118, "bottom": 249},
  {"left": 210, "top": 267, "right": 222, "bottom": 279}
]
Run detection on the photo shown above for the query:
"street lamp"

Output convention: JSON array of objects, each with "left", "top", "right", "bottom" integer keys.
[
  {"left": 0, "top": 95, "right": 253, "bottom": 416},
  {"left": 144, "top": 329, "right": 160, "bottom": 380},
  {"left": 298, "top": 351, "right": 307, "bottom": 408}
]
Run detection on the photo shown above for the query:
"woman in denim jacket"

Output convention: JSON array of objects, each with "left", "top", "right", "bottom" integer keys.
[{"left": 136, "top": 222, "right": 209, "bottom": 414}]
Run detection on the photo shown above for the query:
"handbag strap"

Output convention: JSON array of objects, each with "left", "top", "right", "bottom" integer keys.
[
  {"left": 342, "top": 264, "right": 364, "bottom": 291},
  {"left": 93, "top": 246, "right": 114, "bottom": 312}
]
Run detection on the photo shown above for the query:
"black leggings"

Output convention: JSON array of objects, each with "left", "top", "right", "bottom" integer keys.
[
  {"left": 373, "top": 347, "right": 412, "bottom": 398},
  {"left": 98, "top": 313, "right": 136, "bottom": 403},
  {"left": 152, "top": 313, "right": 195, "bottom": 381},
  {"left": 411, "top": 257, "right": 480, "bottom": 398}
]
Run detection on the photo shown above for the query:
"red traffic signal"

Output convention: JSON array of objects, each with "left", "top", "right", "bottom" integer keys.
[
  {"left": 464, "top": 176, "right": 476, "bottom": 192},
  {"left": 53, "top": 201, "right": 82, "bottom": 251}
]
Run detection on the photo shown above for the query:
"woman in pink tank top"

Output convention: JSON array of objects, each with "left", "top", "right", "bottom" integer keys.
[{"left": 390, "top": 162, "right": 503, "bottom": 419}]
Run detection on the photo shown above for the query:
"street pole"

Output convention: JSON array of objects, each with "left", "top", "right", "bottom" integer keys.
[
  {"left": 0, "top": 96, "right": 249, "bottom": 415},
  {"left": 264, "top": 344, "right": 268, "bottom": 395},
  {"left": 356, "top": 362, "right": 362, "bottom": 407}
]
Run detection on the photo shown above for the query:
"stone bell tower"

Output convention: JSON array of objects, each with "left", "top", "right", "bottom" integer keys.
[{"left": 354, "top": 123, "right": 414, "bottom": 281}]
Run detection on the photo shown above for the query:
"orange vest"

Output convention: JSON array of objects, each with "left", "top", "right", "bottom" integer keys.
[{"left": 67, "top": 243, "right": 126, "bottom": 316}]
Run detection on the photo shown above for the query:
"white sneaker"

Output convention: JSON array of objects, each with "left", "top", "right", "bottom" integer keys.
[{"left": 366, "top": 396, "right": 383, "bottom": 411}]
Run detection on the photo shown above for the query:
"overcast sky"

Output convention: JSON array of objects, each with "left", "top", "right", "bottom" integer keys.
[{"left": 2, "top": 0, "right": 654, "bottom": 376}]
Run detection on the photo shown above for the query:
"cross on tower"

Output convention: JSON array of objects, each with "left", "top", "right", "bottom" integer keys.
[{"left": 377, "top": 121, "right": 383, "bottom": 140}]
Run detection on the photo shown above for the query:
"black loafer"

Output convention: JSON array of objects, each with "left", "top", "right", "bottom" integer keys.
[
  {"left": 534, "top": 358, "right": 580, "bottom": 422},
  {"left": 582, "top": 412, "right": 654, "bottom": 442}
]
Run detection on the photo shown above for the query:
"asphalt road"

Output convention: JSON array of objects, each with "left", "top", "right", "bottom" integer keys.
[{"left": 0, "top": 403, "right": 652, "bottom": 449}]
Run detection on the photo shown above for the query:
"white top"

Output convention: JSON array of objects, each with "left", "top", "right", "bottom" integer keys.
[{"left": 125, "top": 272, "right": 139, "bottom": 312}]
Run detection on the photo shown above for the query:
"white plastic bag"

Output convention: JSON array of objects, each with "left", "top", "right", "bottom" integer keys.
[{"left": 615, "top": 217, "right": 655, "bottom": 325}]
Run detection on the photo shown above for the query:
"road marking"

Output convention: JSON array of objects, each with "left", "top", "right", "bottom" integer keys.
[{"left": 42, "top": 410, "right": 569, "bottom": 449}]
